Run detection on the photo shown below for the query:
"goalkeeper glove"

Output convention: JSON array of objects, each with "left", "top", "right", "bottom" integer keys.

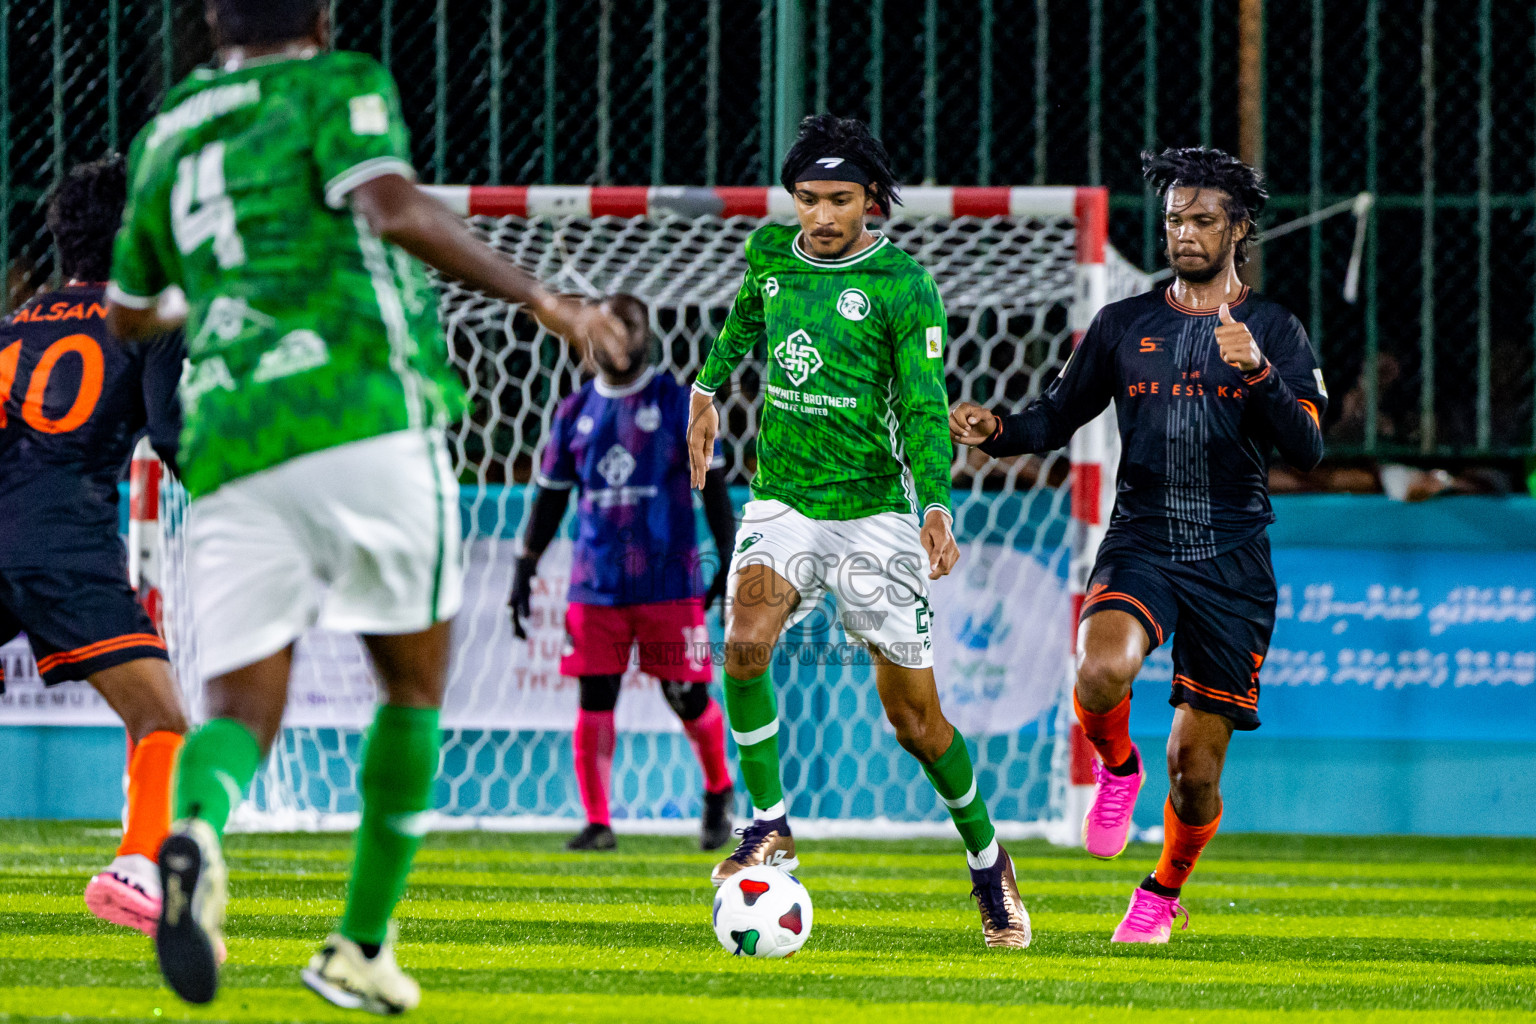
[{"left": 509, "top": 554, "right": 539, "bottom": 639}]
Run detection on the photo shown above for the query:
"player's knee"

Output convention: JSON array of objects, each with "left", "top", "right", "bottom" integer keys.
[
  {"left": 579, "top": 675, "right": 623, "bottom": 713},
  {"left": 723, "top": 634, "right": 775, "bottom": 679},
  {"left": 1075, "top": 650, "right": 1139, "bottom": 707},
  {"left": 660, "top": 680, "right": 710, "bottom": 721},
  {"left": 885, "top": 701, "right": 944, "bottom": 759}
]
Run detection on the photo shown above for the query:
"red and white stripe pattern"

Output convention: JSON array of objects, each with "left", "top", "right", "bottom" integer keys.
[
  {"left": 422, "top": 184, "right": 1094, "bottom": 222},
  {"left": 1066, "top": 189, "right": 1114, "bottom": 810},
  {"left": 127, "top": 436, "right": 164, "bottom": 630}
]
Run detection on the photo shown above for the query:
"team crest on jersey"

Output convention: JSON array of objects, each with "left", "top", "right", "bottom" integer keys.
[
  {"left": 597, "top": 444, "right": 636, "bottom": 487},
  {"left": 837, "top": 288, "right": 870, "bottom": 321},
  {"left": 763, "top": 276, "right": 780, "bottom": 298},
  {"left": 775, "top": 329, "right": 824, "bottom": 386},
  {"left": 636, "top": 404, "right": 662, "bottom": 432}
]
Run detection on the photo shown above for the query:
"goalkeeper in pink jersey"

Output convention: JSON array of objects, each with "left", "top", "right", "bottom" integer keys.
[{"left": 510, "top": 295, "right": 739, "bottom": 852}]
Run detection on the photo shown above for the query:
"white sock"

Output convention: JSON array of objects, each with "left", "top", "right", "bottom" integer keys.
[
  {"left": 753, "top": 800, "right": 786, "bottom": 821},
  {"left": 966, "top": 838, "right": 1000, "bottom": 871}
]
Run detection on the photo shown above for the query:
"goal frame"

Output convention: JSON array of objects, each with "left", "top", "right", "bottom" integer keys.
[{"left": 127, "top": 184, "right": 1117, "bottom": 841}]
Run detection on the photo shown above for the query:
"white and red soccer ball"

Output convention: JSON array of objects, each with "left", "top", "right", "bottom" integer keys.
[{"left": 712, "top": 865, "right": 813, "bottom": 959}]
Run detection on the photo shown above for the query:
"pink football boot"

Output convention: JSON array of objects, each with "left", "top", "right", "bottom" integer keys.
[
  {"left": 1111, "top": 885, "right": 1189, "bottom": 944},
  {"left": 1081, "top": 743, "right": 1145, "bottom": 859},
  {"left": 85, "top": 854, "right": 161, "bottom": 936}
]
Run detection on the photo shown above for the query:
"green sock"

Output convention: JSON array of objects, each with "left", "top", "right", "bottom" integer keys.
[
  {"left": 722, "top": 669, "right": 784, "bottom": 817},
  {"left": 340, "top": 704, "right": 441, "bottom": 948},
  {"left": 174, "top": 717, "right": 261, "bottom": 839},
  {"left": 922, "top": 729, "right": 997, "bottom": 856}
]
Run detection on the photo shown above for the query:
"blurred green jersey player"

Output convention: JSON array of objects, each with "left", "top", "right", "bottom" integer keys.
[
  {"left": 686, "top": 114, "right": 1030, "bottom": 949},
  {"left": 108, "top": 0, "right": 627, "bottom": 1011}
]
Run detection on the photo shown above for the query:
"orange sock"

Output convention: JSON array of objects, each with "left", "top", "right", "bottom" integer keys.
[
  {"left": 118, "top": 731, "right": 183, "bottom": 860},
  {"left": 1072, "top": 690, "right": 1135, "bottom": 769},
  {"left": 1154, "top": 796, "right": 1222, "bottom": 890}
]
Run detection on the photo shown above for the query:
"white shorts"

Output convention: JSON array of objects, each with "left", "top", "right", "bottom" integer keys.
[
  {"left": 187, "top": 429, "right": 463, "bottom": 678},
  {"left": 726, "top": 499, "right": 935, "bottom": 669}
]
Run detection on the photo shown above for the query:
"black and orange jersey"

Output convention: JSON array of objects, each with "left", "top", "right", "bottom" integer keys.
[
  {"left": 0, "top": 283, "right": 182, "bottom": 571},
  {"left": 980, "top": 284, "right": 1327, "bottom": 562}
]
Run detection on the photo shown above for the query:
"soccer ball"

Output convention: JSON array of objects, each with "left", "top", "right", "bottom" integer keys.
[{"left": 711, "top": 865, "right": 813, "bottom": 959}]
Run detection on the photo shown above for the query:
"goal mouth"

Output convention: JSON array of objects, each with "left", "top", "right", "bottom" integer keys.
[{"left": 142, "top": 185, "right": 1146, "bottom": 838}]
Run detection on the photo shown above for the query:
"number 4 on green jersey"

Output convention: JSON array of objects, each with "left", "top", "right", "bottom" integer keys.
[{"left": 110, "top": 50, "right": 465, "bottom": 499}]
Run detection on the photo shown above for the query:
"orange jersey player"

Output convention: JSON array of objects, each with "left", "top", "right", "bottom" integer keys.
[{"left": 0, "top": 157, "right": 188, "bottom": 936}]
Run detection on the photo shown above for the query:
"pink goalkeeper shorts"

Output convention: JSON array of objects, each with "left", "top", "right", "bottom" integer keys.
[{"left": 560, "top": 599, "right": 713, "bottom": 681}]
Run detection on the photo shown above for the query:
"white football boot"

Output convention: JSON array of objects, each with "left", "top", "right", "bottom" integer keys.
[{"left": 302, "top": 924, "right": 421, "bottom": 1016}]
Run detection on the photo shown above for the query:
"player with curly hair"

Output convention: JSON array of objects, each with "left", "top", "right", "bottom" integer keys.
[
  {"left": 0, "top": 156, "right": 188, "bottom": 938},
  {"left": 952, "top": 146, "right": 1328, "bottom": 944}
]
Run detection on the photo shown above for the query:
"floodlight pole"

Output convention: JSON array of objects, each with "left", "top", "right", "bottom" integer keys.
[
  {"left": 773, "top": 0, "right": 806, "bottom": 175},
  {"left": 1238, "top": 0, "right": 1265, "bottom": 290}
]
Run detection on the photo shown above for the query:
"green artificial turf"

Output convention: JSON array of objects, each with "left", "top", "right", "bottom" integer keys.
[{"left": 0, "top": 822, "right": 1532, "bottom": 1022}]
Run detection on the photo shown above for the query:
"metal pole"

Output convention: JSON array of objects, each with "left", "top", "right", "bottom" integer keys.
[
  {"left": 1142, "top": 0, "right": 1158, "bottom": 269},
  {"left": 434, "top": 0, "right": 447, "bottom": 183},
  {"left": 652, "top": 0, "right": 666, "bottom": 186},
  {"left": 1033, "top": 0, "right": 1048, "bottom": 184},
  {"left": 1475, "top": 0, "right": 1491, "bottom": 449},
  {"left": 774, "top": 0, "right": 804, "bottom": 173},
  {"left": 1088, "top": 0, "right": 1102, "bottom": 185},
  {"left": 161, "top": 0, "right": 173, "bottom": 95},
  {"left": 868, "top": 0, "right": 883, "bottom": 138},
  {"left": 1364, "top": 0, "right": 1380, "bottom": 452},
  {"left": 760, "top": 0, "right": 773, "bottom": 184},
  {"left": 923, "top": 0, "right": 937, "bottom": 183},
  {"left": 489, "top": 0, "right": 502, "bottom": 184},
  {"left": 814, "top": 0, "right": 828, "bottom": 115},
  {"left": 597, "top": 0, "right": 611, "bottom": 184},
  {"left": 1308, "top": 0, "right": 1323, "bottom": 354},
  {"left": 382, "top": 0, "right": 393, "bottom": 70},
  {"left": 52, "top": 0, "right": 64, "bottom": 188},
  {"left": 706, "top": 0, "right": 720, "bottom": 186},
  {"left": 1199, "top": 0, "right": 1213, "bottom": 146},
  {"left": 108, "top": 0, "right": 120, "bottom": 152},
  {"left": 1238, "top": 0, "right": 1265, "bottom": 289},
  {"left": 978, "top": 0, "right": 993, "bottom": 186},
  {"left": 1419, "top": 0, "right": 1436, "bottom": 453},
  {"left": 543, "top": 0, "right": 556, "bottom": 183}
]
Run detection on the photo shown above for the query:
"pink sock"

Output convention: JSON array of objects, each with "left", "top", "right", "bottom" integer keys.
[
  {"left": 573, "top": 709, "right": 615, "bottom": 826},
  {"left": 683, "top": 699, "right": 732, "bottom": 794}
]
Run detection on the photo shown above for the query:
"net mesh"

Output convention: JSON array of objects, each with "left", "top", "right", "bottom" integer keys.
[{"left": 160, "top": 207, "right": 1151, "bottom": 836}]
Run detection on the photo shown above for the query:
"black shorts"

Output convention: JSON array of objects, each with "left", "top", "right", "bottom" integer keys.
[
  {"left": 1081, "top": 530, "right": 1276, "bottom": 730},
  {"left": 0, "top": 563, "right": 168, "bottom": 687}
]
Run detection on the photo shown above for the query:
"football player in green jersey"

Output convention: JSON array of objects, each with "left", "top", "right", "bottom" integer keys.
[
  {"left": 106, "top": 0, "right": 627, "bottom": 1011},
  {"left": 686, "top": 115, "right": 1030, "bottom": 948}
]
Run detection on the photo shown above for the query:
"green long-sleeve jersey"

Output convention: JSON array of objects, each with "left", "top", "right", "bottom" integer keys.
[{"left": 694, "top": 224, "right": 953, "bottom": 522}]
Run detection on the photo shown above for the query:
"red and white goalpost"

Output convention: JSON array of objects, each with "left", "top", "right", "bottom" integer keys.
[{"left": 139, "top": 184, "right": 1142, "bottom": 838}]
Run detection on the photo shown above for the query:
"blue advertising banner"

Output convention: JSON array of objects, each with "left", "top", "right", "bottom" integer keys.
[{"left": 1131, "top": 549, "right": 1536, "bottom": 740}]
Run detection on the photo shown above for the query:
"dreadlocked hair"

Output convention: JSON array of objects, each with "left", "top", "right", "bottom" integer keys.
[
  {"left": 780, "top": 114, "right": 901, "bottom": 217},
  {"left": 46, "top": 155, "right": 127, "bottom": 283},
  {"left": 207, "top": 0, "right": 322, "bottom": 47},
  {"left": 1141, "top": 146, "right": 1268, "bottom": 267}
]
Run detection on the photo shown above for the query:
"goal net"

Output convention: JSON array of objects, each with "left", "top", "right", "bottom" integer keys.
[{"left": 143, "top": 185, "right": 1150, "bottom": 838}]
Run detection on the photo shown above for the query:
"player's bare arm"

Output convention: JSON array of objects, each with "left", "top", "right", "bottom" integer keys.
[
  {"left": 347, "top": 174, "right": 628, "bottom": 370},
  {"left": 920, "top": 509, "right": 959, "bottom": 580},
  {"left": 949, "top": 402, "right": 998, "bottom": 446},
  {"left": 687, "top": 389, "right": 718, "bottom": 490}
]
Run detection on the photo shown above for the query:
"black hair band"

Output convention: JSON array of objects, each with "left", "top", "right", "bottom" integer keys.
[{"left": 791, "top": 156, "right": 874, "bottom": 188}]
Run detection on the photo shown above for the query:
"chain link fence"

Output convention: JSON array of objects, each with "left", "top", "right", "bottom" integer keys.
[{"left": 2, "top": 0, "right": 1533, "bottom": 457}]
